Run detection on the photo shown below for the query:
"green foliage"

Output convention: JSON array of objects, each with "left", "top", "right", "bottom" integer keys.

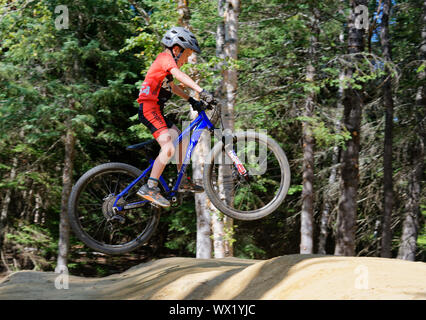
[
  {"left": 164, "top": 202, "right": 197, "bottom": 255},
  {"left": 418, "top": 205, "right": 426, "bottom": 251},
  {"left": 416, "top": 62, "right": 426, "bottom": 73},
  {"left": 296, "top": 115, "right": 351, "bottom": 148},
  {"left": 120, "top": 0, "right": 179, "bottom": 72},
  {"left": 0, "top": 0, "right": 425, "bottom": 277},
  {"left": 5, "top": 223, "right": 58, "bottom": 270},
  {"left": 237, "top": 242, "right": 266, "bottom": 259},
  {"left": 287, "top": 185, "right": 303, "bottom": 196}
]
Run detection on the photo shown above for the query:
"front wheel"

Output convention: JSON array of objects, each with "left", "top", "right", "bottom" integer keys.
[
  {"left": 68, "top": 162, "right": 160, "bottom": 255},
  {"left": 203, "top": 131, "right": 291, "bottom": 220}
]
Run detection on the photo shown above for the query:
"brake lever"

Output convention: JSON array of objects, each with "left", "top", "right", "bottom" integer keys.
[{"left": 207, "top": 99, "right": 218, "bottom": 109}]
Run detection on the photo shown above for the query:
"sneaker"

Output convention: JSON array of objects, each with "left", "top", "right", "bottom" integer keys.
[
  {"left": 137, "top": 184, "right": 170, "bottom": 208},
  {"left": 178, "top": 177, "right": 204, "bottom": 193}
]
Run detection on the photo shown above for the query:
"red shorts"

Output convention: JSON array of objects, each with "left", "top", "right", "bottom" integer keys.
[{"left": 138, "top": 101, "right": 174, "bottom": 139}]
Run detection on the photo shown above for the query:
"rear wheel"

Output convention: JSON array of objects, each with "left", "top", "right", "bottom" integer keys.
[
  {"left": 68, "top": 162, "right": 160, "bottom": 255},
  {"left": 203, "top": 131, "right": 290, "bottom": 221}
]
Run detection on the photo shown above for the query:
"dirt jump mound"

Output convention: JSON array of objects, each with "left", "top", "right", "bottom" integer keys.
[{"left": 0, "top": 254, "right": 425, "bottom": 300}]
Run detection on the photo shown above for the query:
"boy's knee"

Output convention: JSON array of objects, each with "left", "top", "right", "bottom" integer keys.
[{"left": 161, "top": 143, "right": 175, "bottom": 159}]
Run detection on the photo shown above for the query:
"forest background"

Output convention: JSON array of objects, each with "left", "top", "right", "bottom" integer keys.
[{"left": 0, "top": 0, "right": 424, "bottom": 277}]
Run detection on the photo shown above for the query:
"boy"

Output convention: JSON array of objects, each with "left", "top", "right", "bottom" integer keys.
[{"left": 136, "top": 26, "right": 214, "bottom": 208}]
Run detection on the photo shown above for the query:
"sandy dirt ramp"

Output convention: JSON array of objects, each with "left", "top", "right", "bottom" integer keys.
[{"left": 0, "top": 255, "right": 425, "bottom": 300}]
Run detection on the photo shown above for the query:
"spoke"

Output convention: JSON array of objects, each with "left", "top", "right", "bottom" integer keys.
[
  {"left": 113, "top": 173, "right": 121, "bottom": 195},
  {"left": 109, "top": 230, "right": 116, "bottom": 244},
  {"left": 120, "top": 178, "right": 136, "bottom": 201},
  {"left": 253, "top": 195, "right": 258, "bottom": 210},
  {"left": 100, "top": 220, "right": 110, "bottom": 243},
  {"left": 237, "top": 187, "right": 250, "bottom": 211},
  {"left": 76, "top": 170, "right": 159, "bottom": 247},
  {"left": 255, "top": 194, "right": 266, "bottom": 208},
  {"left": 258, "top": 150, "right": 272, "bottom": 170},
  {"left": 265, "top": 166, "right": 281, "bottom": 171},
  {"left": 101, "top": 176, "right": 112, "bottom": 194},
  {"left": 79, "top": 202, "right": 102, "bottom": 207},
  {"left": 124, "top": 221, "right": 144, "bottom": 229},
  {"left": 265, "top": 174, "right": 282, "bottom": 179},
  {"left": 245, "top": 183, "right": 254, "bottom": 210},
  {"left": 125, "top": 187, "right": 138, "bottom": 200},
  {"left": 206, "top": 137, "right": 288, "bottom": 214},
  {"left": 231, "top": 180, "right": 242, "bottom": 196},
  {"left": 93, "top": 218, "right": 107, "bottom": 239},
  {"left": 85, "top": 187, "right": 104, "bottom": 203},
  {"left": 79, "top": 207, "right": 102, "bottom": 217},
  {"left": 108, "top": 174, "right": 114, "bottom": 195}
]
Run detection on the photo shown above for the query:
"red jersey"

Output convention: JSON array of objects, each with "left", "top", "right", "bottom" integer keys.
[{"left": 137, "top": 52, "right": 178, "bottom": 104}]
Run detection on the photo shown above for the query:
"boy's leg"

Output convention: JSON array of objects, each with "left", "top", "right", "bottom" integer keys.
[
  {"left": 137, "top": 129, "right": 175, "bottom": 207},
  {"left": 168, "top": 124, "right": 188, "bottom": 172},
  {"left": 168, "top": 125, "right": 204, "bottom": 193},
  {"left": 150, "top": 130, "right": 175, "bottom": 179},
  {"left": 138, "top": 102, "right": 176, "bottom": 178}
]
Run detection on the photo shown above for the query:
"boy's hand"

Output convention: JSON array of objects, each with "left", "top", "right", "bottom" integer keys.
[
  {"left": 199, "top": 89, "right": 215, "bottom": 104},
  {"left": 188, "top": 97, "right": 205, "bottom": 112}
]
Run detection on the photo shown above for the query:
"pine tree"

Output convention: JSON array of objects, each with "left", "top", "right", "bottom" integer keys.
[{"left": 335, "top": 0, "right": 368, "bottom": 256}]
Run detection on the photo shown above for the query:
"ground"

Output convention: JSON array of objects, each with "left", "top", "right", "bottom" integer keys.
[{"left": 0, "top": 254, "right": 425, "bottom": 300}]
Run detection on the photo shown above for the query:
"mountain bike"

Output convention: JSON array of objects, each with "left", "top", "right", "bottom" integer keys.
[{"left": 68, "top": 100, "right": 291, "bottom": 254}]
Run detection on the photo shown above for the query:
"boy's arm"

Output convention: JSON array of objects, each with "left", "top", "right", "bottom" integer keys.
[
  {"left": 170, "top": 67, "right": 203, "bottom": 94},
  {"left": 170, "top": 82, "right": 190, "bottom": 100},
  {"left": 170, "top": 79, "right": 206, "bottom": 112}
]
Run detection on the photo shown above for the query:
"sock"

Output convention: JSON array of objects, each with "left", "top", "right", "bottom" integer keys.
[{"left": 147, "top": 177, "right": 159, "bottom": 188}]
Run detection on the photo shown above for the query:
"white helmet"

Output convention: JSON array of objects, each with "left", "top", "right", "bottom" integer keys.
[{"left": 161, "top": 26, "right": 201, "bottom": 54}]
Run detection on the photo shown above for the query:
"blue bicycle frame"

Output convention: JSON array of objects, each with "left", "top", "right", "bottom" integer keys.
[{"left": 112, "top": 110, "right": 216, "bottom": 212}]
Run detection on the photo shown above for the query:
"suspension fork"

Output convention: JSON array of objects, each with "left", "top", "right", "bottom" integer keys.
[{"left": 220, "top": 131, "right": 250, "bottom": 181}]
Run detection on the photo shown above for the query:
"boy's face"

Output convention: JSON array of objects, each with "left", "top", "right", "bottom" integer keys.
[{"left": 174, "top": 47, "right": 194, "bottom": 67}]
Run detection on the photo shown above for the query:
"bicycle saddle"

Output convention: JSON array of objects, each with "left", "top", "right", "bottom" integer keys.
[{"left": 126, "top": 139, "right": 160, "bottom": 157}]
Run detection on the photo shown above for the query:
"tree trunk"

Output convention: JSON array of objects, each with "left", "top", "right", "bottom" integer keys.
[
  {"left": 300, "top": 7, "right": 319, "bottom": 254},
  {"left": 319, "top": 87, "right": 344, "bottom": 255},
  {"left": 380, "top": 0, "right": 395, "bottom": 258},
  {"left": 334, "top": 0, "right": 367, "bottom": 256},
  {"left": 318, "top": 147, "right": 339, "bottom": 254},
  {"left": 0, "top": 157, "right": 18, "bottom": 249},
  {"left": 56, "top": 119, "right": 76, "bottom": 271},
  {"left": 192, "top": 120, "right": 217, "bottom": 259},
  {"left": 195, "top": 186, "right": 213, "bottom": 259},
  {"left": 177, "top": 0, "right": 191, "bottom": 27},
  {"left": 300, "top": 65, "right": 315, "bottom": 255},
  {"left": 397, "top": 142, "right": 423, "bottom": 261},
  {"left": 211, "top": 1, "right": 227, "bottom": 259},
  {"left": 219, "top": 0, "right": 240, "bottom": 257},
  {"left": 34, "top": 193, "right": 42, "bottom": 224},
  {"left": 190, "top": 120, "right": 214, "bottom": 258},
  {"left": 397, "top": 0, "right": 426, "bottom": 260},
  {"left": 196, "top": 205, "right": 212, "bottom": 259},
  {"left": 193, "top": 129, "right": 213, "bottom": 259},
  {"left": 177, "top": 0, "right": 214, "bottom": 259},
  {"left": 211, "top": 207, "right": 225, "bottom": 258},
  {"left": 216, "top": 0, "right": 226, "bottom": 70},
  {"left": 223, "top": 0, "right": 239, "bottom": 131},
  {"left": 318, "top": 1, "right": 345, "bottom": 254}
]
